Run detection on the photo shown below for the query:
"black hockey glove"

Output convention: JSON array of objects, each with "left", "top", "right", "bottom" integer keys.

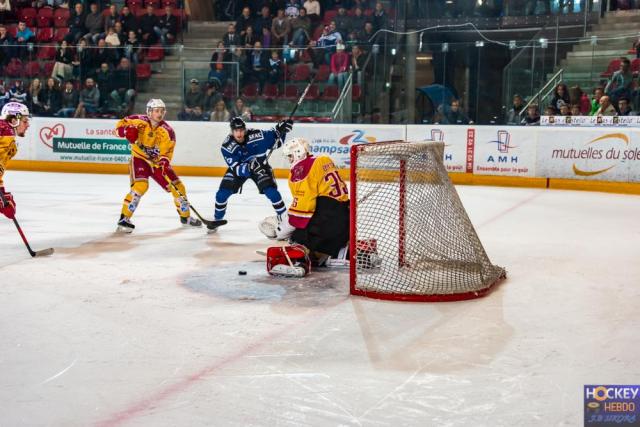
[{"left": 275, "top": 119, "right": 293, "bottom": 135}]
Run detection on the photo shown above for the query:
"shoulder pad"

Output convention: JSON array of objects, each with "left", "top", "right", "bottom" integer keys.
[
  {"left": 159, "top": 122, "right": 175, "bottom": 140},
  {"left": 245, "top": 129, "right": 264, "bottom": 141},
  {"left": 0, "top": 120, "right": 15, "bottom": 136}
]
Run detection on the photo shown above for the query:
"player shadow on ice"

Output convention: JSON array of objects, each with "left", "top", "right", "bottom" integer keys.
[
  {"left": 181, "top": 259, "right": 349, "bottom": 311},
  {"left": 56, "top": 228, "right": 185, "bottom": 258}
]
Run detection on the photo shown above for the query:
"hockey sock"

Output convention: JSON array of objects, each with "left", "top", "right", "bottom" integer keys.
[
  {"left": 264, "top": 187, "right": 286, "bottom": 216},
  {"left": 170, "top": 181, "right": 190, "bottom": 218},
  {"left": 214, "top": 188, "right": 234, "bottom": 220},
  {"left": 121, "top": 181, "right": 148, "bottom": 217}
]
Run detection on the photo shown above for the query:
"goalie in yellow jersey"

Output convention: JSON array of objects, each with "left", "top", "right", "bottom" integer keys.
[
  {"left": 115, "top": 98, "right": 202, "bottom": 233},
  {"left": 259, "top": 137, "right": 350, "bottom": 274}
]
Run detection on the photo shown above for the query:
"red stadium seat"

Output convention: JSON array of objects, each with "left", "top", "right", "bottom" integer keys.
[
  {"left": 320, "top": 85, "right": 339, "bottom": 101},
  {"left": 43, "top": 61, "right": 55, "bottom": 76},
  {"left": 323, "top": 9, "right": 338, "bottom": 24},
  {"left": 306, "top": 84, "right": 319, "bottom": 100},
  {"left": 53, "top": 8, "right": 70, "bottom": 28},
  {"left": 600, "top": 58, "right": 622, "bottom": 78},
  {"left": 25, "top": 61, "right": 41, "bottom": 78},
  {"left": 299, "top": 49, "right": 312, "bottom": 63},
  {"left": 631, "top": 58, "right": 640, "bottom": 76},
  {"left": 162, "top": 0, "right": 177, "bottom": 7},
  {"left": 36, "top": 27, "right": 54, "bottom": 43},
  {"left": 146, "top": 0, "right": 161, "bottom": 8},
  {"left": 283, "top": 85, "right": 299, "bottom": 101},
  {"left": 312, "top": 26, "right": 324, "bottom": 40},
  {"left": 352, "top": 84, "right": 361, "bottom": 100},
  {"left": 291, "top": 63, "right": 310, "bottom": 81},
  {"left": 223, "top": 85, "right": 236, "bottom": 100},
  {"left": 145, "top": 44, "right": 164, "bottom": 61},
  {"left": 54, "top": 27, "right": 70, "bottom": 42},
  {"left": 136, "top": 63, "right": 152, "bottom": 80},
  {"left": 262, "top": 83, "right": 279, "bottom": 100},
  {"left": 36, "top": 7, "right": 54, "bottom": 27},
  {"left": 18, "top": 7, "right": 37, "bottom": 26},
  {"left": 36, "top": 45, "right": 56, "bottom": 60},
  {"left": 315, "top": 64, "right": 330, "bottom": 82},
  {"left": 5, "top": 59, "right": 23, "bottom": 78},
  {"left": 128, "top": 0, "right": 144, "bottom": 8}
]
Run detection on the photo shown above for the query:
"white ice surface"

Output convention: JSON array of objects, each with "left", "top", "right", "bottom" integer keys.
[{"left": 1, "top": 171, "right": 639, "bottom": 427}]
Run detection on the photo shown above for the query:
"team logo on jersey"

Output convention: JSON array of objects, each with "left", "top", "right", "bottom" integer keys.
[
  {"left": 39, "top": 123, "right": 66, "bottom": 149},
  {"left": 339, "top": 129, "right": 376, "bottom": 145}
]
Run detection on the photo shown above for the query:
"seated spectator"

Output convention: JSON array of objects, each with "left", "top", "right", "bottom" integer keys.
[
  {"left": 244, "top": 41, "right": 268, "bottom": 91},
  {"left": 104, "top": 5, "right": 119, "bottom": 35},
  {"left": 290, "top": 7, "right": 311, "bottom": 47},
  {"left": 179, "top": 78, "right": 204, "bottom": 121},
  {"left": 223, "top": 23, "right": 239, "bottom": 47},
  {"left": 334, "top": 7, "right": 351, "bottom": 39},
  {"left": 589, "top": 87, "right": 604, "bottom": 115},
  {"left": 75, "top": 77, "right": 101, "bottom": 118},
  {"left": 357, "top": 22, "right": 376, "bottom": 46},
  {"left": 0, "top": 0, "right": 12, "bottom": 25},
  {"left": 236, "top": 7, "right": 253, "bottom": 38},
  {"left": 57, "top": 80, "right": 79, "bottom": 117},
  {"left": 40, "top": 78, "right": 62, "bottom": 117},
  {"left": 15, "top": 21, "right": 35, "bottom": 59},
  {"left": 110, "top": 57, "right": 136, "bottom": 116},
  {"left": 595, "top": 95, "right": 616, "bottom": 116},
  {"left": 27, "top": 78, "right": 44, "bottom": 116},
  {"left": 157, "top": 6, "right": 178, "bottom": 47},
  {"left": 549, "top": 83, "right": 570, "bottom": 112},
  {"left": 105, "top": 26, "right": 122, "bottom": 54},
  {"left": 617, "top": 97, "right": 635, "bottom": 116},
  {"left": 95, "top": 62, "right": 114, "bottom": 111},
  {"left": 119, "top": 6, "right": 138, "bottom": 36},
  {"left": 506, "top": 94, "right": 524, "bottom": 125},
  {"left": 271, "top": 9, "right": 290, "bottom": 46},
  {"left": 268, "top": 50, "right": 282, "bottom": 85},
  {"left": 67, "top": 3, "right": 87, "bottom": 44},
  {"left": 95, "top": 38, "right": 118, "bottom": 68},
  {"left": 52, "top": 41, "right": 75, "bottom": 82},
  {"left": 210, "top": 99, "right": 230, "bottom": 122},
  {"left": 203, "top": 81, "right": 222, "bottom": 119},
  {"left": 138, "top": 5, "right": 159, "bottom": 46},
  {"left": 373, "top": 2, "right": 387, "bottom": 31},
  {"left": 261, "top": 26, "right": 272, "bottom": 49},
  {"left": 350, "top": 7, "right": 367, "bottom": 35},
  {"left": 285, "top": 0, "right": 301, "bottom": 18},
  {"left": 254, "top": 6, "right": 272, "bottom": 36},
  {"left": 209, "top": 41, "right": 230, "bottom": 87},
  {"left": 303, "top": 0, "right": 321, "bottom": 26},
  {"left": 328, "top": 42, "right": 349, "bottom": 89},
  {"left": 6, "top": 80, "right": 27, "bottom": 104},
  {"left": 558, "top": 101, "right": 571, "bottom": 116},
  {"left": 243, "top": 25, "right": 259, "bottom": 48},
  {"left": 230, "top": 97, "right": 252, "bottom": 121},
  {"left": 317, "top": 24, "right": 342, "bottom": 64},
  {"left": 0, "top": 25, "right": 14, "bottom": 66},
  {"left": 521, "top": 104, "right": 540, "bottom": 125},
  {"left": 123, "top": 31, "right": 141, "bottom": 64},
  {"left": 84, "top": 3, "right": 105, "bottom": 45},
  {"left": 605, "top": 57, "right": 633, "bottom": 104},
  {"left": 570, "top": 104, "right": 581, "bottom": 116},
  {"left": 73, "top": 39, "right": 95, "bottom": 81},
  {"left": 441, "top": 99, "right": 471, "bottom": 124},
  {"left": 543, "top": 105, "right": 556, "bottom": 116},
  {"left": 306, "top": 39, "right": 323, "bottom": 68}
]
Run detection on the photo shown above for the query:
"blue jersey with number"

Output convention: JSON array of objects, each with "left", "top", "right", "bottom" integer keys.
[{"left": 221, "top": 128, "right": 285, "bottom": 174}]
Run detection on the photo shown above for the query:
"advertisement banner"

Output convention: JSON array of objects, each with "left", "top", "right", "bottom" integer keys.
[
  {"left": 541, "top": 115, "right": 640, "bottom": 127},
  {"left": 406, "top": 125, "right": 468, "bottom": 173},
  {"left": 536, "top": 127, "right": 640, "bottom": 182},
  {"left": 473, "top": 127, "right": 537, "bottom": 177}
]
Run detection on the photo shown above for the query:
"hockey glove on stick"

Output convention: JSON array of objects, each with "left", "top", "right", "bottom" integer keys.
[
  {"left": 117, "top": 125, "right": 139, "bottom": 144},
  {"left": 235, "top": 163, "right": 251, "bottom": 177},
  {"left": 0, "top": 186, "right": 15, "bottom": 219}
]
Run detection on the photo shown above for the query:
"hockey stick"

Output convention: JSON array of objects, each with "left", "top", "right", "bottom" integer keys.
[
  {"left": 162, "top": 175, "right": 227, "bottom": 229},
  {"left": 0, "top": 192, "right": 54, "bottom": 258}
]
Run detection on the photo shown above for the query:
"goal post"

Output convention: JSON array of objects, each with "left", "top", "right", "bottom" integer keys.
[{"left": 349, "top": 141, "right": 506, "bottom": 302}]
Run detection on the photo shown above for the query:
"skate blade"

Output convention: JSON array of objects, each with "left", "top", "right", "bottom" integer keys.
[{"left": 116, "top": 225, "right": 134, "bottom": 234}]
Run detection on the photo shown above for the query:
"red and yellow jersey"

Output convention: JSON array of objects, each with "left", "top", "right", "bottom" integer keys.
[
  {"left": 0, "top": 120, "right": 17, "bottom": 187},
  {"left": 116, "top": 115, "right": 176, "bottom": 164},
  {"left": 288, "top": 155, "right": 349, "bottom": 228}
]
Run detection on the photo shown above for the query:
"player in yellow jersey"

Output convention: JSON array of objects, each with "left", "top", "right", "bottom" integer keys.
[
  {"left": 115, "top": 98, "right": 202, "bottom": 233},
  {"left": 0, "top": 102, "right": 31, "bottom": 220},
  {"left": 260, "top": 137, "right": 350, "bottom": 273}
]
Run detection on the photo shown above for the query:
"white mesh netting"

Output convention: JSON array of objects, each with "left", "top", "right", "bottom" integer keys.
[{"left": 351, "top": 141, "right": 506, "bottom": 301}]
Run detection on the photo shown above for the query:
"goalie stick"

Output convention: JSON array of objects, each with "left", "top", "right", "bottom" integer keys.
[
  {"left": 162, "top": 175, "right": 227, "bottom": 229},
  {"left": 0, "top": 191, "right": 54, "bottom": 258}
]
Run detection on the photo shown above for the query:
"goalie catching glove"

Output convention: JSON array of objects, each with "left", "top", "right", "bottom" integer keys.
[
  {"left": 267, "top": 245, "right": 311, "bottom": 277},
  {"left": 259, "top": 212, "right": 295, "bottom": 240},
  {"left": 0, "top": 187, "right": 15, "bottom": 219}
]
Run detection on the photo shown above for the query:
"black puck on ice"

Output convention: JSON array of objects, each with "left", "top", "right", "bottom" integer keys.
[{"left": 238, "top": 270, "right": 247, "bottom": 276}]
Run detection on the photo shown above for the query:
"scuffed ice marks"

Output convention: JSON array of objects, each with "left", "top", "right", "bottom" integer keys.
[{"left": 181, "top": 261, "right": 349, "bottom": 306}]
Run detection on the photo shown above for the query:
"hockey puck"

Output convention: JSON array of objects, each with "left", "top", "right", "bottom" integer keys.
[{"left": 238, "top": 270, "right": 247, "bottom": 276}]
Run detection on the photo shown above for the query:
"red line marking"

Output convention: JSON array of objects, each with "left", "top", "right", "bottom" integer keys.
[{"left": 476, "top": 191, "right": 543, "bottom": 229}]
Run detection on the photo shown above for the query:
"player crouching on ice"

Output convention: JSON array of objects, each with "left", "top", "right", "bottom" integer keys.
[
  {"left": 116, "top": 99, "right": 202, "bottom": 233},
  {"left": 208, "top": 116, "right": 293, "bottom": 233},
  {"left": 259, "top": 137, "right": 351, "bottom": 277},
  {"left": 0, "top": 102, "right": 31, "bottom": 221}
]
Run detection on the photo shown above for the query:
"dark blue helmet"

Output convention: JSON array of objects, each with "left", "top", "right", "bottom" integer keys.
[{"left": 230, "top": 117, "right": 246, "bottom": 130}]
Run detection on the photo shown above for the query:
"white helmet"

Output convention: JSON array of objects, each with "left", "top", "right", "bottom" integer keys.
[
  {"left": 1, "top": 102, "right": 30, "bottom": 127},
  {"left": 146, "top": 98, "right": 166, "bottom": 116},
  {"left": 282, "top": 137, "right": 311, "bottom": 165}
]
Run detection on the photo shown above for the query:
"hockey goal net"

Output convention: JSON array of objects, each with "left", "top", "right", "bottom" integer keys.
[{"left": 349, "top": 141, "right": 506, "bottom": 302}]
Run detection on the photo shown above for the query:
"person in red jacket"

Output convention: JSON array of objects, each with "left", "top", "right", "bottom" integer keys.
[{"left": 328, "top": 42, "right": 350, "bottom": 90}]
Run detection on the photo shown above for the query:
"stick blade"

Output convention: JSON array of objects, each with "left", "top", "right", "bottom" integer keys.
[
  {"left": 205, "top": 219, "right": 227, "bottom": 230},
  {"left": 34, "top": 248, "right": 54, "bottom": 257}
]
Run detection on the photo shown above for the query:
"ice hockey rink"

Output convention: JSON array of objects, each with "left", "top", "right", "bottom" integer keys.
[{"left": 1, "top": 170, "right": 639, "bottom": 427}]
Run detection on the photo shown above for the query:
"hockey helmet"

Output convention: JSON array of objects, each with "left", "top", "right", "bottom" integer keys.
[
  {"left": 146, "top": 98, "right": 166, "bottom": 117},
  {"left": 230, "top": 116, "right": 246, "bottom": 130},
  {"left": 1, "top": 102, "right": 30, "bottom": 127},
  {"left": 282, "top": 137, "right": 311, "bottom": 164}
]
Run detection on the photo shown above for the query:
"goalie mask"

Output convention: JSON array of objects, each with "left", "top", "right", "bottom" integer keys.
[
  {"left": 282, "top": 137, "right": 311, "bottom": 165},
  {"left": 1, "top": 102, "right": 30, "bottom": 128}
]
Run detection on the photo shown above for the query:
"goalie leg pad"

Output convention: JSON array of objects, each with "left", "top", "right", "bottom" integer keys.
[{"left": 267, "top": 245, "right": 311, "bottom": 277}]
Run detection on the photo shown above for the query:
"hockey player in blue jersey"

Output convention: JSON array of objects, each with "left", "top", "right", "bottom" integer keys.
[{"left": 207, "top": 116, "right": 293, "bottom": 233}]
